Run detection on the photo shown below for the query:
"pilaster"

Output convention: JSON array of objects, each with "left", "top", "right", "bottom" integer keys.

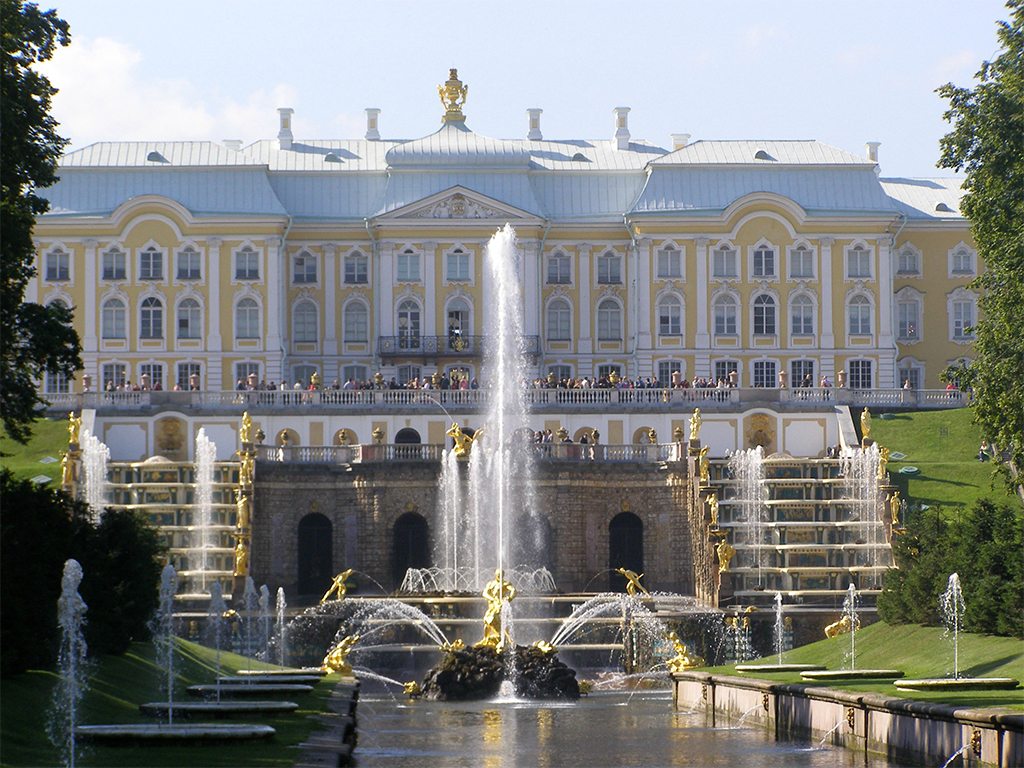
[
  {"left": 876, "top": 235, "right": 896, "bottom": 388},
  {"left": 694, "top": 238, "right": 710, "bottom": 348},
  {"left": 323, "top": 244, "right": 338, "bottom": 356},
  {"left": 636, "top": 237, "right": 652, "bottom": 350},
  {"left": 819, "top": 237, "right": 835, "bottom": 349},
  {"left": 83, "top": 239, "right": 98, "bottom": 353},
  {"left": 379, "top": 242, "right": 395, "bottom": 336},
  {"left": 522, "top": 240, "right": 540, "bottom": 339},
  {"left": 423, "top": 242, "right": 437, "bottom": 336},
  {"left": 206, "top": 238, "right": 222, "bottom": 353},
  {"left": 265, "top": 237, "right": 283, "bottom": 381},
  {"left": 578, "top": 243, "right": 592, "bottom": 354}
]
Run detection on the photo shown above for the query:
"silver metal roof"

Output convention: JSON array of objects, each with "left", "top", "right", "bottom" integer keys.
[
  {"left": 651, "top": 140, "right": 875, "bottom": 167},
  {"left": 879, "top": 178, "right": 964, "bottom": 220},
  {"left": 61, "top": 141, "right": 260, "bottom": 167}
]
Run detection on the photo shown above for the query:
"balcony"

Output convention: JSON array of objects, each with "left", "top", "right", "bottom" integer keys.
[{"left": 377, "top": 335, "right": 541, "bottom": 360}]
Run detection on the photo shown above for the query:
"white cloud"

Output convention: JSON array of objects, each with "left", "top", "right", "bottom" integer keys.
[{"left": 39, "top": 36, "right": 297, "bottom": 149}]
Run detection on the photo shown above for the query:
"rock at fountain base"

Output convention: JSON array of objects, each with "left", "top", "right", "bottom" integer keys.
[{"left": 421, "top": 644, "right": 580, "bottom": 701}]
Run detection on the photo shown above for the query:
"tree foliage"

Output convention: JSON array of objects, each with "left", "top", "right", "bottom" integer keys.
[
  {"left": 879, "top": 499, "right": 1024, "bottom": 638},
  {"left": 937, "top": 1, "right": 1024, "bottom": 493},
  {"left": 0, "top": 0, "right": 81, "bottom": 444},
  {"left": 0, "top": 470, "right": 165, "bottom": 677}
]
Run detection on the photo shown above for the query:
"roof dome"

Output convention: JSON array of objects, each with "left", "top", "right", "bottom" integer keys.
[{"left": 386, "top": 122, "right": 531, "bottom": 169}]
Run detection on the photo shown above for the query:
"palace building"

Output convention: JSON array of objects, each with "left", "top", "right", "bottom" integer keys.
[{"left": 31, "top": 70, "right": 976, "bottom": 400}]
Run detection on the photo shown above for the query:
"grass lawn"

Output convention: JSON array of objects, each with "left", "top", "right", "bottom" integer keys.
[
  {"left": 0, "top": 417, "right": 74, "bottom": 487},
  {"left": 866, "top": 409, "right": 1017, "bottom": 512},
  {"left": 0, "top": 639, "right": 338, "bottom": 767},
  {"left": 704, "top": 621, "right": 1024, "bottom": 711}
]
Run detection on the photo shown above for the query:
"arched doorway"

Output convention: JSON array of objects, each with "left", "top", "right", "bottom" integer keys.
[
  {"left": 394, "top": 428, "right": 421, "bottom": 444},
  {"left": 609, "top": 512, "right": 643, "bottom": 592},
  {"left": 393, "top": 511, "right": 429, "bottom": 587},
  {"left": 297, "top": 513, "right": 332, "bottom": 597}
]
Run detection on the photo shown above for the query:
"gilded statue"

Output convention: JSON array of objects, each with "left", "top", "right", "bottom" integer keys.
[
  {"left": 337, "top": 428, "right": 349, "bottom": 446},
  {"left": 716, "top": 539, "right": 736, "bottom": 572},
  {"left": 698, "top": 445, "right": 710, "bottom": 485},
  {"left": 446, "top": 422, "right": 484, "bottom": 459},
  {"left": 371, "top": 427, "right": 385, "bottom": 444},
  {"left": 647, "top": 428, "right": 658, "bottom": 445},
  {"left": 438, "top": 68, "right": 468, "bottom": 121},
  {"left": 233, "top": 538, "right": 249, "bottom": 577},
  {"left": 60, "top": 451, "right": 75, "bottom": 486},
  {"left": 878, "top": 446, "right": 889, "bottom": 480},
  {"left": 322, "top": 634, "right": 360, "bottom": 675},
  {"left": 440, "top": 638, "right": 466, "bottom": 653},
  {"left": 239, "top": 451, "right": 255, "bottom": 486},
  {"left": 533, "top": 640, "right": 557, "bottom": 655},
  {"left": 477, "top": 568, "right": 516, "bottom": 651},
  {"left": 860, "top": 408, "right": 872, "bottom": 441},
  {"left": 707, "top": 493, "right": 720, "bottom": 529},
  {"left": 239, "top": 411, "right": 253, "bottom": 444},
  {"left": 689, "top": 408, "right": 702, "bottom": 441},
  {"left": 666, "top": 630, "right": 703, "bottom": 672},
  {"left": 614, "top": 567, "right": 650, "bottom": 597},
  {"left": 67, "top": 412, "right": 82, "bottom": 444},
  {"left": 889, "top": 491, "right": 902, "bottom": 526},
  {"left": 321, "top": 569, "right": 355, "bottom": 603},
  {"left": 235, "top": 490, "right": 251, "bottom": 529},
  {"left": 824, "top": 613, "right": 859, "bottom": 639},
  {"left": 403, "top": 681, "right": 422, "bottom": 697}
]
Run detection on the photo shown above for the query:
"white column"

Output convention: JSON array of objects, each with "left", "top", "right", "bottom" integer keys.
[
  {"left": 819, "top": 237, "right": 835, "bottom": 349},
  {"left": 323, "top": 244, "right": 338, "bottom": 356},
  {"left": 876, "top": 235, "right": 896, "bottom": 388},
  {"left": 206, "top": 238, "right": 222, "bottom": 353},
  {"left": 83, "top": 239, "right": 98, "bottom": 353},
  {"left": 694, "top": 238, "right": 709, "bottom": 348},
  {"left": 636, "top": 237, "right": 652, "bottom": 351},
  {"left": 265, "top": 237, "right": 283, "bottom": 381},
  {"left": 379, "top": 242, "right": 395, "bottom": 336},
  {"left": 422, "top": 242, "right": 437, "bottom": 337},
  {"left": 480, "top": 241, "right": 493, "bottom": 338},
  {"left": 522, "top": 240, "right": 540, "bottom": 339},
  {"left": 577, "top": 244, "right": 592, "bottom": 354}
]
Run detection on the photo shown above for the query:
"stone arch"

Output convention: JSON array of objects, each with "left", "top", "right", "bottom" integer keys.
[
  {"left": 333, "top": 428, "right": 359, "bottom": 446},
  {"left": 297, "top": 513, "right": 333, "bottom": 597},
  {"left": 392, "top": 511, "right": 429, "bottom": 587},
  {"left": 609, "top": 512, "right": 643, "bottom": 592},
  {"left": 276, "top": 428, "right": 300, "bottom": 447},
  {"left": 632, "top": 426, "right": 656, "bottom": 444},
  {"left": 394, "top": 427, "right": 421, "bottom": 444}
]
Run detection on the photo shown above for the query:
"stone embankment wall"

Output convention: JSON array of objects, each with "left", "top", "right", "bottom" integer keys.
[{"left": 672, "top": 672, "right": 1022, "bottom": 768}]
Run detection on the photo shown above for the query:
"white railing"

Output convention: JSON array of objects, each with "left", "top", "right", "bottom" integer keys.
[{"left": 253, "top": 443, "right": 679, "bottom": 464}]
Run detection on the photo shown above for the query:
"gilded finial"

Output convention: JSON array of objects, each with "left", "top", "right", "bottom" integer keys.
[{"left": 438, "top": 68, "right": 468, "bottom": 123}]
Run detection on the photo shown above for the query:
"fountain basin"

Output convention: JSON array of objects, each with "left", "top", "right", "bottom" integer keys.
[
  {"left": 895, "top": 677, "right": 1020, "bottom": 691},
  {"left": 236, "top": 668, "right": 328, "bottom": 678},
  {"left": 800, "top": 669, "right": 904, "bottom": 682},
  {"left": 187, "top": 683, "right": 313, "bottom": 697},
  {"left": 139, "top": 701, "right": 299, "bottom": 718},
  {"left": 735, "top": 664, "right": 825, "bottom": 674},
  {"left": 217, "top": 674, "right": 323, "bottom": 685},
  {"left": 75, "top": 723, "right": 275, "bottom": 742}
]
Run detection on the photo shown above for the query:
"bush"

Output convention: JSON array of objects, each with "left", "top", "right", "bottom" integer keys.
[{"left": 879, "top": 499, "right": 1023, "bottom": 638}]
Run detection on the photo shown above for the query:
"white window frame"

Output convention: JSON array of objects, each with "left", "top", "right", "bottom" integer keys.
[
  {"left": 138, "top": 246, "right": 164, "bottom": 281},
  {"left": 139, "top": 362, "right": 165, "bottom": 390},
  {"left": 292, "top": 250, "right": 318, "bottom": 285},
  {"left": 596, "top": 250, "right": 622, "bottom": 285},
  {"left": 344, "top": 249, "right": 369, "bottom": 285},
  {"left": 175, "top": 247, "right": 202, "bottom": 280},
  {"left": 790, "top": 293, "right": 815, "bottom": 336},
  {"left": 713, "top": 293, "right": 738, "bottom": 336},
  {"left": 712, "top": 245, "right": 738, "bottom": 279},
  {"left": 343, "top": 300, "right": 369, "bottom": 343},
  {"left": 790, "top": 359, "right": 815, "bottom": 386},
  {"left": 948, "top": 289, "right": 977, "bottom": 342},
  {"left": 177, "top": 362, "right": 202, "bottom": 390},
  {"left": 139, "top": 296, "right": 164, "bottom": 339},
  {"left": 546, "top": 298, "right": 571, "bottom": 341},
  {"left": 713, "top": 359, "right": 739, "bottom": 383},
  {"left": 896, "top": 244, "right": 921, "bottom": 276},
  {"left": 548, "top": 364, "right": 573, "bottom": 381},
  {"left": 948, "top": 243, "right": 977, "bottom": 278},
  {"left": 895, "top": 287, "right": 924, "bottom": 343},
  {"left": 397, "top": 299, "right": 422, "bottom": 345},
  {"left": 102, "top": 248, "right": 127, "bottom": 281},
  {"left": 45, "top": 248, "right": 70, "bottom": 281},
  {"left": 752, "top": 359, "right": 778, "bottom": 388},
  {"left": 596, "top": 298, "right": 622, "bottom": 340},
  {"left": 445, "top": 246, "right": 471, "bottom": 283},
  {"left": 845, "top": 242, "right": 873, "bottom": 280},
  {"left": 293, "top": 300, "right": 318, "bottom": 343},
  {"left": 234, "top": 245, "right": 261, "bottom": 281},
  {"left": 102, "top": 362, "right": 127, "bottom": 390},
  {"left": 848, "top": 294, "right": 872, "bottom": 336},
  {"left": 787, "top": 242, "right": 816, "bottom": 281},
  {"left": 656, "top": 294, "right": 683, "bottom": 337},
  {"left": 656, "top": 244, "right": 683, "bottom": 280},
  {"left": 547, "top": 251, "right": 571, "bottom": 285},
  {"left": 749, "top": 240, "right": 777, "bottom": 281},
  {"left": 102, "top": 297, "right": 127, "bottom": 339},
  {"left": 898, "top": 359, "right": 924, "bottom": 389},
  {"left": 847, "top": 359, "right": 873, "bottom": 390},
  {"left": 657, "top": 360, "right": 683, "bottom": 386},
  {"left": 235, "top": 297, "right": 261, "bottom": 339},
  {"left": 176, "top": 297, "right": 202, "bottom": 339},
  {"left": 752, "top": 294, "right": 777, "bottom": 336},
  {"left": 343, "top": 365, "right": 368, "bottom": 383},
  {"left": 397, "top": 248, "right": 421, "bottom": 283}
]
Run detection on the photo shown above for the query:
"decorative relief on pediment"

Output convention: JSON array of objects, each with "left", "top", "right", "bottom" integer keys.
[{"left": 410, "top": 193, "right": 512, "bottom": 220}]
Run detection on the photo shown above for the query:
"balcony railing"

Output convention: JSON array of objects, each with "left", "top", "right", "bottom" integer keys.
[
  {"left": 377, "top": 335, "right": 541, "bottom": 358},
  {"left": 255, "top": 442, "right": 681, "bottom": 464},
  {"left": 40, "top": 387, "right": 970, "bottom": 413}
]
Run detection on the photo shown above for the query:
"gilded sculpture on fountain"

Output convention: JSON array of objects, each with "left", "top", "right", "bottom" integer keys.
[
  {"left": 689, "top": 408, "right": 702, "bottom": 441},
  {"left": 446, "top": 422, "right": 484, "bottom": 459},
  {"left": 477, "top": 568, "right": 516, "bottom": 651},
  {"left": 321, "top": 569, "right": 355, "bottom": 603},
  {"left": 860, "top": 407, "right": 872, "bottom": 441},
  {"left": 232, "top": 537, "right": 249, "bottom": 577},
  {"left": 67, "top": 412, "right": 82, "bottom": 444},
  {"left": 235, "top": 490, "right": 251, "bottom": 529},
  {"left": 665, "top": 630, "right": 703, "bottom": 671},
  {"left": 698, "top": 445, "right": 710, "bottom": 485},
  {"left": 322, "top": 634, "right": 360, "bottom": 675},
  {"left": 716, "top": 539, "right": 736, "bottom": 572},
  {"left": 239, "top": 411, "right": 253, "bottom": 444},
  {"left": 614, "top": 567, "right": 650, "bottom": 597}
]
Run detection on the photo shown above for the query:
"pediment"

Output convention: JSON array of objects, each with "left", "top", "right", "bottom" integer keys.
[{"left": 383, "top": 186, "right": 532, "bottom": 221}]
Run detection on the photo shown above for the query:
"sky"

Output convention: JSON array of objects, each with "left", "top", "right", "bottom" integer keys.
[{"left": 38, "top": 0, "right": 1010, "bottom": 178}]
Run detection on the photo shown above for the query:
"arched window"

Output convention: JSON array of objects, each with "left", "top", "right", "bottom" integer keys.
[
  {"left": 713, "top": 295, "right": 737, "bottom": 335},
  {"left": 343, "top": 302, "right": 368, "bottom": 342},
  {"left": 789, "top": 245, "right": 814, "bottom": 278},
  {"left": 753, "top": 294, "right": 776, "bottom": 336},
  {"left": 45, "top": 249, "right": 69, "bottom": 281},
  {"left": 139, "top": 247, "right": 163, "bottom": 280},
  {"left": 657, "top": 295, "right": 682, "bottom": 336},
  {"left": 235, "top": 246, "right": 259, "bottom": 280},
  {"left": 791, "top": 294, "right": 814, "bottom": 335},
  {"left": 293, "top": 251, "right": 317, "bottom": 284},
  {"left": 597, "top": 298, "right": 621, "bottom": 340},
  {"left": 235, "top": 298, "right": 260, "bottom": 339},
  {"left": 176, "top": 247, "right": 201, "bottom": 280},
  {"left": 546, "top": 299, "right": 571, "bottom": 340},
  {"left": 397, "top": 299, "right": 420, "bottom": 348},
  {"left": 102, "top": 298, "right": 126, "bottom": 338},
  {"left": 293, "top": 300, "right": 317, "bottom": 343},
  {"left": 397, "top": 248, "right": 419, "bottom": 282},
  {"left": 847, "top": 246, "right": 871, "bottom": 278},
  {"left": 447, "top": 298, "right": 470, "bottom": 337},
  {"left": 446, "top": 248, "right": 470, "bottom": 281},
  {"left": 656, "top": 246, "right": 681, "bottom": 278},
  {"left": 848, "top": 295, "right": 872, "bottom": 335},
  {"left": 140, "top": 297, "right": 163, "bottom": 339},
  {"left": 176, "top": 298, "right": 201, "bottom": 339},
  {"left": 547, "top": 251, "right": 571, "bottom": 284}
]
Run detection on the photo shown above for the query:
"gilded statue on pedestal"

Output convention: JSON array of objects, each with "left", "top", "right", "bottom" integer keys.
[
  {"left": 60, "top": 451, "right": 75, "bottom": 486},
  {"left": 665, "top": 630, "right": 703, "bottom": 672},
  {"left": 614, "top": 567, "right": 650, "bottom": 597},
  {"left": 239, "top": 411, "right": 253, "bottom": 444},
  {"left": 235, "top": 490, "right": 251, "bottom": 529},
  {"left": 67, "top": 412, "right": 82, "bottom": 444},
  {"left": 446, "top": 422, "right": 484, "bottom": 459},
  {"left": 322, "top": 634, "right": 360, "bottom": 675},
  {"left": 707, "top": 493, "right": 720, "bottom": 529},
  {"left": 878, "top": 446, "right": 890, "bottom": 480},
  {"left": 647, "top": 428, "right": 658, "bottom": 445},
  {"left": 233, "top": 538, "right": 249, "bottom": 577},
  {"left": 239, "top": 451, "right": 255, "bottom": 486},
  {"left": 698, "top": 445, "right": 710, "bottom": 485},
  {"left": 321, "top": 569, "right": 355, "bottom": 603},
  {"left": 860, "top": 408, "right": 872, "bottom": 441},
  {"left": 716, "top": 539, "right": 736, "bottom": 572},
  {"left": 477, "top": 569, "right": 516, "bottom": 651},
  {"left": 689, "top": 408, "right": 702, "bottom": 441}
]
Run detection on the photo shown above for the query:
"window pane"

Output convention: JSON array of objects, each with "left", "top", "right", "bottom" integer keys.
[
  {"left": 848, "top": 248, "right": 870, "bottom": 278},
  {"left": 658, "top": 360, "right": 681, "bottom": 385},
  {"left": 177, "top": 249, "right": 201, "bottom": 279},
  {"left": 46, "top": 251, "right": 69, "bottom": 281},
  {"left": 177, "top": 299, "right": 201, "bottom": 339},
  {"left": 547, "top": 300, "right": 570, "bottom": 340},
  {"left": 658, "top": 297, "right": 681, "bottom": 336},
  {"left": 294, "top": 302, "right": 317, "bottom": 342},
  {"left": 140, "top": 297, "right": 163, "bottom": 339},
  {"left": 753, "top": 295, "right": 776, "bottom": 335},
  {"left": 657, "top": 248, "right": 681, "bottom": 278},
  {"left": 597, "top": 300, "right": 621, "bottom": 340},
  {"left": 753, "top": 361, "right": 777, "bottom": 387},
  {"left": 790, "top": 247, "right": 813, "bottom": 278},
  {"left": 714, "top": 298, "right": 736, "bottom": 335},
  {"left": 547, "top": 254, "right": 570, "bottom": 284},
  {"left": 236, "top": 249, "right": 259, "bottom": 279},
  {"left": 897, "top": 302, "right": 919, "bottom": 339},
  {"left": 140, "top": 248, "right": 162, "bottom": 280},
  {"left": 598, "top": 253, "right": 621, "bottom": 284},
  {"left": 753, "top": 248, "right": 774, "bottom": 277},
  {"left": 236, "top": 299, "right": 259, "bottom": 338},
  {"left": 714, "top": 360, "right": 738, "bottom": 382},
  {"left": 344, "top": 303, "right": 368, "bottom": 342},
  {"left": 345, "top": 253, "right": 368, "bottom": 284},
  {"left": 848, "top": 360, "right": 872, "bottom": 389},
  {"left": 713, "top": 248, "right": 736, "bottom": 277}
]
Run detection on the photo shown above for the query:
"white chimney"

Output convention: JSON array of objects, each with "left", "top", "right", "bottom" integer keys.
[
  {"left": 365, "top": 108, "right": 381, "bottom": 141},
  {"left": 865, "top": 141, "right": 880, "bottom": 163},
  {"left": 527, "top": 108, "right": 543, "bottom": 140},
  {"left": 277, "top": 107, "right": 294, "bottom": 150},
  {"left": 671, "top": 133, "right": 691, "bottom": 151},
  {"left": 222, "top": 139, "right": 243, "bottom": 151},
  {"left": 614, "top": 107, "right": 631, "bottom": 150}
]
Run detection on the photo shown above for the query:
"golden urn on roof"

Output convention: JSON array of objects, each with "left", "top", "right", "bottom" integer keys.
[{"left": 438, "top": 68, "right": 468, "bottom": 123}]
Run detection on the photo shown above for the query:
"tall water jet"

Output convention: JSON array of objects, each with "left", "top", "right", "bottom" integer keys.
[
  {"left": 154, "top": 564, "right": 178, "bottom": 724},
  {"left": 258, "top": 584, "right": 271, "bottom": 661},
  {"left": 79, "top": 429, "right": 109, "bottom": 521},
  {"left": 48, "top": 559, "right": 88, "bottom": 768},
  {"left": 941, "top": 573, "right": 965, "bottom": 679},
  {"left": 840, "top": 443, "right": 883, "bottom": 589},
  {"left": 190, "top": 429, "right": 217, "bottom": 592},
  {"left": 206, "top": 582, "right": 229, "bottom": 702},
  {"left": 842, "top": 583, "right": 858, "bottom": 670},
  {"left": 773, "top": 592, "right": 785, "bottom": 665},
  {"left": 275, "top": 587, "right": 288, "bottom": 667},
  {"left": 242, "top": 577, "right": 259, "bottom": 661},
  {"left": 728, "top": 447, "right": 767, "bottom": 587},
  {"left": 434, "top": 448, "right": 464, "bottom": 591}
]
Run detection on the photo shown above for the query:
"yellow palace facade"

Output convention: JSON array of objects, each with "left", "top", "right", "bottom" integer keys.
[{"left": 29, "top": 71, "right": 977, "bottom": 395}]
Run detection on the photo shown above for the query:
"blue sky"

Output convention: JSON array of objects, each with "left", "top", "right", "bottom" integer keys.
[{"left": 40, "top": 0, "right": 1009, "bottom": 177}]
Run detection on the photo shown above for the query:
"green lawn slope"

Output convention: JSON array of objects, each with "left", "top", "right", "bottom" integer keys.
[
  {"left": 0, "top": 418, "right": 73, "bottom": 487},
  {"left": 1, "top": 639, "right": 337, "bottom": 767},
  {"left": 706, "top": 621, "right": 1024, "bottom": 711}
]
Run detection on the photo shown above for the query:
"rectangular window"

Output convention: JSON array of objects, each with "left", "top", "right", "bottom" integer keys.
[
  {"left": 952, "top": 249, "right": 973, "bottom": 274},
  {"left": 597, "top": 254, "right": 621, "bottom": 284},
  {"left": 658, "top": 360, "right": 681, "bottom": 386},
  {"left": 789, "top": 247, "right": 814, "bottom": 278},
  {"left": 712, "top": 248, "right": 737, "bottom": 277},
  {"left": 345, "top": 254, "right": 368, "bottom": 284},
  {"left": 847, "top": 248, "right": 871, "bottom": 278},
  {"left": 790, "top": 359, "right": 815, "bottom": 387},
  {"left": 139, "top": 249, "right": 163, "bottom": 280},
  {"left": 397, "top": 365, "right": 421, "bottom": 386},
  {"left": 714, "top": 360, "right": 738, "bottom": 383},
  {"left": 397, "top": 251, "right": 420, "bottom": 282},
  {"left": 102, "top": 363, "right": 127, "bottom": 390},
  {"left": 897, "top": 249, "right": 919, "bottom": 275},
  {"left": 753, "top": 247, "right": 775, "bottom": 278},
  {"left": 953, "top": 301, "right": 974, "bottom": 338},
  {"left": 45, "top": 371, "right": 71, "bottom": 393},
  {"left": 102, "top": 250, "right": 126, "bottom": 280},
  {"left": 139, "top": 363, "right": 164, "bottom": 390},
  {"left": 548, "top": 364, "right": 572, "bottom": 382},
  {"left": 597, "top": 364, "right": 621, "bottom": 380},
  {"left": 235, "top": 249, "right": 259, "bottom": 280},
  {"left": 897, "top": 302, "right": 919, "bottom": 340},
  {"left": 753, "top": 360, "right": 777, "bottom": 388},
  {"left": 343, "top": 365, "right": 368, "bottom": 384},
  {"left": 177, "top": 363, "right": 201, "bottom": 390},
  {"left": 46, "top": 251, "right": 69, "bottom": 281},
  {"left": 899, "top": 367, "right": 921, "bottom": 389},
  {"left": 547, "top": 254, "right": 571, "bottom": 284},
  {"left": 176, "top": 249, "right": 201, "bottom": 280},
  {"left": 848, "top": 360, "right": 873, "bottom": 389},
  {"left": 293, "top": 254, "right": 317, "bottom": 284},
  {"left": 235, "top": 363, "right": 260, "bottom": 384},
  {"left": 446, "top": 250, "right": 470, "bottom": 281},
  {"left": 656, "top": 248, "right": 681, "bottom": 278},
  {"left": 714, "top": 301, "right": 737, "bottom": 335},
  {"left": 293, "top": 365, "right": 318, "bottom": 387}
]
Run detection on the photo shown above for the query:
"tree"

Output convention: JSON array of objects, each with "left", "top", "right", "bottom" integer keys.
[
  {"left": 937, "top": 1, "right": 1024, "bottom": 495},
  {"left": 0, "top": 0, "right": 81, "bottom": 444}
]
